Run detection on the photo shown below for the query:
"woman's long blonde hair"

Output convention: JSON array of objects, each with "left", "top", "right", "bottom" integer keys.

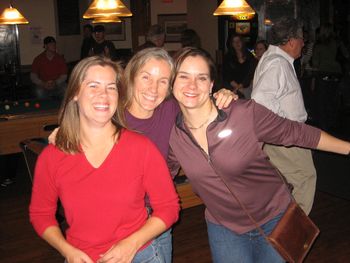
[{"left": 56, "top": 56, "right": 126, "bottom": 154}]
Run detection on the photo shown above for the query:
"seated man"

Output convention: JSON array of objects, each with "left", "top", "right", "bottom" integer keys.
[{"left": 30, "top": 36, "right": 67, "bottom": 99}]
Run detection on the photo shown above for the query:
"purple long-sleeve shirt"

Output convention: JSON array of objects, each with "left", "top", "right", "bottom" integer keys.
[
  {"left": 125, "top": 98, "right": 180, "bottom": 159},
  {"left": 168, "top": 99, "right": 321, "bottom": 234}
]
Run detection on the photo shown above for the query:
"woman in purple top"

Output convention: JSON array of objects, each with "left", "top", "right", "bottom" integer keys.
[
  {"left": 168, "top": 47, "right": 350, "bottom": 263},
  {"left": 120, "top": 47, "right": 236, "bottom": 262}
]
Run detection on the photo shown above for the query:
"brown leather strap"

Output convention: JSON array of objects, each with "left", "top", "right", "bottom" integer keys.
[
  {"left": 205, "top": 154, "right": 293, "bottom": 239},
  {"left": 207, "top": 160, "right": 268, "bottom": 238}
]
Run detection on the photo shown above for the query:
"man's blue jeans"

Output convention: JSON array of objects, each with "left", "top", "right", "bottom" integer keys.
[{"left": 206, "top": 213, "right": 285, "bottom": 263}]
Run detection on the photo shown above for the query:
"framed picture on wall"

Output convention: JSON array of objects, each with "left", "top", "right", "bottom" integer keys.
[
  {"left": 235, "top": 22, "right": 251, "bottom": 35},
  {"left": 158, "top": 14, "right": 187, "bottom": 42},
  {"left": 95, "top": 23, "right": 126, "bottom": 41}
]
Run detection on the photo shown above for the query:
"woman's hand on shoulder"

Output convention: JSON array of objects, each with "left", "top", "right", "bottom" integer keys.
[
  {"left": 48, "top": 127, "right": 59, "bottom": 145},
  {"left": 213, "top": 88, "right": 238, "bottom": 109}
]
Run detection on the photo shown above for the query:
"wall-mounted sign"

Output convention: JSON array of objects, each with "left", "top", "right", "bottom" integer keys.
[{"left": 233, "top": 13, "right": 255, "bottom": 21}]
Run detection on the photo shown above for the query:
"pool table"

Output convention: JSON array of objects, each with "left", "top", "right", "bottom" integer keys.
[{"left": 0, "top": 98, "right": 61, "bottom": 155}]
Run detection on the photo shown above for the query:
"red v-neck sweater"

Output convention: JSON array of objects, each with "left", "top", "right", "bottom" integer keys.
[{"left": 29, "top": 129, "right": 179, "bottom": 261}]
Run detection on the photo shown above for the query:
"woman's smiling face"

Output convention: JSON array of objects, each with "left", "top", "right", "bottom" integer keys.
[
  {"left": 129, "top": 58, "right": 172, "bottom": 118},
  {"left": 75, "top": 65, "right": 118, "bottom": 127},
  {"left": 173, "top": 55, "right": 213, "bottom": 110}
]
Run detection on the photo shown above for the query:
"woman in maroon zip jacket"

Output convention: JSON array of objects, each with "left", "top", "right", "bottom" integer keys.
[{"left": 168, "top": 47, "right": 350, "bottom": 263}]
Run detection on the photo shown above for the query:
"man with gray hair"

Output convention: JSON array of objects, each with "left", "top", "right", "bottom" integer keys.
[
  {"left": 251, "top": 17, "right": 317, "bottom": 215},
  {"left": 135, "top": 24, "right": 165, "bottom": 52}
]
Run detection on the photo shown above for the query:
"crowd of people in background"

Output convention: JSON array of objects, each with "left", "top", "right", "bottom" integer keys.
[{"left": 26, "top": 18, "right": 350, "bottom": 109}]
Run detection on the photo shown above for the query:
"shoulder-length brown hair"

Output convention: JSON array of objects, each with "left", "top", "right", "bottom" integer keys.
[
  {"left": 56, "top": 56, "right": 127, "bottom": 154},
  {"left": 226, "top": 33, "right": 250, "bottom": 61},
  {"left": 121, "top": 47, "right": 175, "bottom": 111}
]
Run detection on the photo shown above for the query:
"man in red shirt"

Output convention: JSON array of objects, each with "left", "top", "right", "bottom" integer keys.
[{"left": 31, "top": 36, "right": 68, "bottom": 99}]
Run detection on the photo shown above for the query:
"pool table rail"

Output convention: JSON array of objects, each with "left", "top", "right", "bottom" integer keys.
[{"left": 0, "top": 112, "right": 58, "bottom": 155}]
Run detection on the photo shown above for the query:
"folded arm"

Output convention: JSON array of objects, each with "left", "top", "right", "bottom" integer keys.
[
  {"left": 30, "top": 72, "right": 44, "bottom": 87},
  {"left": 55, "top": 74, "right": 67, "bottom": 87},
  {"left": 97, "top": 217, "right": 167, "bottom": 263}
]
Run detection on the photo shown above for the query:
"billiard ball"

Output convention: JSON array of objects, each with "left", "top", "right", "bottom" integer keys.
[
  {"left": 35, "top": 103, "right": 40, "bottom": 108},
  {"left": 24, "top": 102, "right": 30, "bottom": 107},
  {"left": 4, "top": 105, "right": 10, "bottom": 110}
]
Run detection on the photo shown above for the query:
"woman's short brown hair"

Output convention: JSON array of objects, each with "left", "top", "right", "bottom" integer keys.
[
  {"left": 173, "top": 47, "right": 217, "bottom": 84},
  {"left": 56, "top": 56, "right": 126, "bottom": 153}
]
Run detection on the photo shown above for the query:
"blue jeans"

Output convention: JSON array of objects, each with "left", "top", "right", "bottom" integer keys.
[
  {"left": 146, "top": 206, "right": 172, "bottom": 263},
  {"left": 35, "top": 83, "right": 65, "bottom": 100},
  {"left": 206, "top": 214, "right": 285, "bottom": 263},
  {"left": 156, "top": 228, "right": 172, "bottom": 263},
  {"left": 63, "top": 233, "right": 168, "bottom": 263},
  {"left": 132, "top": 236, "right": 166, "bottom": 263}
]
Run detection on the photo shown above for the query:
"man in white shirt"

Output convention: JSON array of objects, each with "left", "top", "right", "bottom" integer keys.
[{"left": 251, "top": 17, "right": 316, "bottom": 215}]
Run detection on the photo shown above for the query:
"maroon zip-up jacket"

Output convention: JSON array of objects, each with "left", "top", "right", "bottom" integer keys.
[{"left": 168, "top": 99, "right": 321, "bottom": 234}]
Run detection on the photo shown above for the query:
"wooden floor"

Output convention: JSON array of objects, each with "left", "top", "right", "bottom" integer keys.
[
  {"left": 1, "top": 158, "right": 350, "bottom": 263},
  {"left": 174, "top": 191, "right": 350, "bottom": 263}
]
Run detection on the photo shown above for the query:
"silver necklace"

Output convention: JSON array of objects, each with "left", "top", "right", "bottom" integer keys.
[{"left": 185, "top": 104, "right": 214, "bottom": 130}]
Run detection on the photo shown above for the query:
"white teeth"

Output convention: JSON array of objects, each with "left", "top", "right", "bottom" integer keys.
[
  {"left": 184, "top": 92, "right": 196, "bottom": 97},
  {"left": 94, "top": 104, "right": 109, "bottom": 109},
  {"left": 143, "top": 94, "right": 156, "bottom": 101}
]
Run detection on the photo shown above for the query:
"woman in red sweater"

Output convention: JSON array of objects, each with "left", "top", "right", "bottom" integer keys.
[{"left": 29, "top": 56, "right": 180, "bottom": 263}]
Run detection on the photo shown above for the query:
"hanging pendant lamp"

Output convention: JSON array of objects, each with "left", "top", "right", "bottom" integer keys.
[
  {"left": 92, "top": 15, "right": 122, "bottom": 23},
  {"left": 213, "top": 0, "right": 255, "bottom": 20},
  {"left": 83, "top": 0, "right": 132, "bottom": 19},
  {"left": 0, "top": 5, "right": 29, "bottom": 25}
]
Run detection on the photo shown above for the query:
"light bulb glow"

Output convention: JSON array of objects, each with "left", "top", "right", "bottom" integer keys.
[
  {"left": 224, "top": 0, "right": 244, "bottom": 8},
  {"left": 5, "top": 9, "right": 19, "bottom": 19},
  {"left": 96, "top": 0, "right": 117, "bottom": 9}
]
